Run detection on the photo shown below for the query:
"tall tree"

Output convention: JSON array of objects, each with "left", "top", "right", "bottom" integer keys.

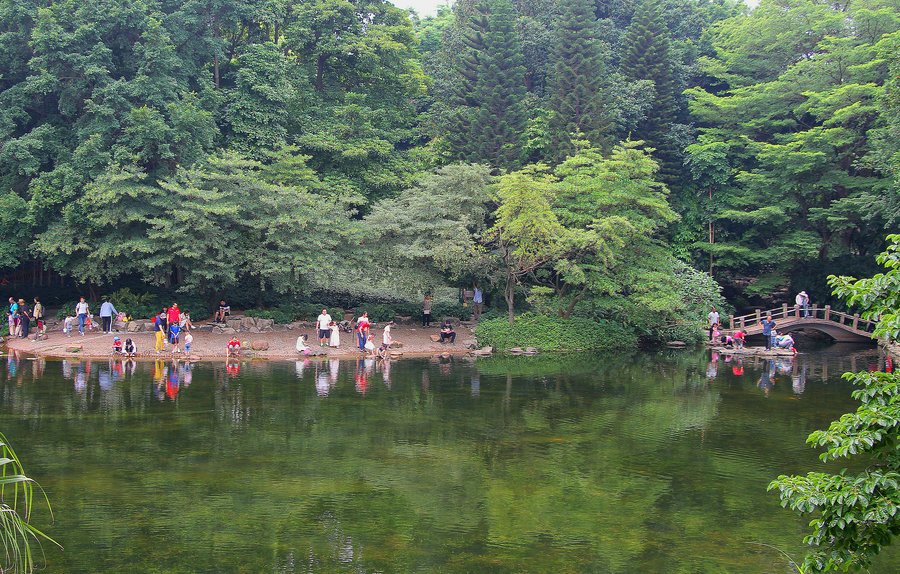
[
  {"left": 545, "top": 0, "right": 610, "bottom": 161},
  {"left": 446, "top": 0, "right": 527, "bottom": 170},
  {"left": 619, "top": 0, "right": 680, "bottom": 180}
]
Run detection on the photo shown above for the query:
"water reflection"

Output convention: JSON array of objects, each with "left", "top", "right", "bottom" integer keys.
[{"left": 2, "top": 346, "right": 899, "bottom": 573}]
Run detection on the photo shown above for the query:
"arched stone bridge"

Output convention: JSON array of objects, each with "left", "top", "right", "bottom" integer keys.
[{"left": 725, "top": 304, "right": 877, "bottom": 343}]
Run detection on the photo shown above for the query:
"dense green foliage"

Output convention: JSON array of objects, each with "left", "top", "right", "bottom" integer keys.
[
  {"left": 769, "top": 235, "right": 900, "bottom": 572},
  {"left": 474, "top": 313, "right": 638, "bottom": 351},
  {"left": 0, "top": 0, "right": 897, "bottom": 341}
]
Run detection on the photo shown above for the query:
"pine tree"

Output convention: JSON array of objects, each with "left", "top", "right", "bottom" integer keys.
[
  {"left": 619, "top": 0, "right": 680, "bottom": 181},
  {"left": 446, "top": 0, "right": 527, "bottom": 170},
  {"left": 545, "top": 0, "right": 609, "bottom": 162}
]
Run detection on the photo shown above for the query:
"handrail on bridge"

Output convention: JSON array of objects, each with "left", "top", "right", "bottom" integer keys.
[{"left": 727, "top": 304, "right": 877, "bottom": 335}]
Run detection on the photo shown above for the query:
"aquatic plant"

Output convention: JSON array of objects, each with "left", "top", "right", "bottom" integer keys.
[{"left": 0, "top": 432, "right": 60, "bottom": 573}]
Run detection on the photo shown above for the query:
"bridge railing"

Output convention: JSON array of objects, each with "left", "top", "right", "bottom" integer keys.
[{"left": 727, "top": 304, "right": 878, "bottom": 334}]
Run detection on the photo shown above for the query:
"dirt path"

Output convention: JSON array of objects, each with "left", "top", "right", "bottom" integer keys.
[{"left": 4, "top": 318, "right": 479, "bottom": 361}]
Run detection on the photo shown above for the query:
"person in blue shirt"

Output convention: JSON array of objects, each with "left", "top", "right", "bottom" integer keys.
[
  {"left": 761, "top": 315, "right": 776, "bottom": 350},
  {"left": 99, "top": 297, "right": 118, "bottom": 333}
]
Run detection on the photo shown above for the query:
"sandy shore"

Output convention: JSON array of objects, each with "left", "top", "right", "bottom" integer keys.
[{"left": 3, "top": 318, "right": 479, "bottom": 361}]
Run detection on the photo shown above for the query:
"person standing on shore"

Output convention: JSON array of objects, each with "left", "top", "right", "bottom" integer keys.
[
  {"left": 317, "top": 309, "right": 332, "bottom": 347},
  {"left": 329, "top": 320, "right": 340, "bottom": 348},
  {"left": 762, "top": 315, "right": 776, "bottom": 350},
  {"left": 422, "top": 295, "right": 432, "bottom": 327},
  {"left": 32, "top": 297, "right": 44, "bottom": 339},
  {"left": 472, "top": 283, "right": 483, "bottom": 321},
  {"left": 356, "top": 312, "right": 370, "bottom": 351},
  {"left": 17, "top": 299, "right": 30, "bottom": 338},
  {"left": 154, "top": 310, "right": 167, "bottom": 353},
  {"left": 707, "top": 307, "right": 720, "bottom": 341},
  {"left": 75, "top": 297, "right": 89, "bottom": 336},
  {"left": 99, "top": 297, "right": 118, "bottom": 333},
  {"left": 383, "top": 321, "right": 393, "bottom": 347}
]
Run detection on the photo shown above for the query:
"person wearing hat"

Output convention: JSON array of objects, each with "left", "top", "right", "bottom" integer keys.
[
  {"left": 112, "top": 336, "right": 123, "bottom": 355},
  {"left": 795, "top": 291, "right": 810, "bottom": 317}
]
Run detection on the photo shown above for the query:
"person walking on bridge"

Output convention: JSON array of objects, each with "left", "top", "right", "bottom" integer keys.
[{"left": 795, "top": 291, "right": 810, "bottom": 317}]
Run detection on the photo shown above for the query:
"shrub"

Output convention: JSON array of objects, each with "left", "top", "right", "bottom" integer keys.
[
  {"left": 105, "top": 288, "right": 159, "bottom": 320},
  {"left": 474, "top": 313, "right": 638, "bottom": 352}
]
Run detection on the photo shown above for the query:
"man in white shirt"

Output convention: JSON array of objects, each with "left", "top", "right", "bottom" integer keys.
[{"left": 317, "top": 309, "right": 332, "bottom": 347}]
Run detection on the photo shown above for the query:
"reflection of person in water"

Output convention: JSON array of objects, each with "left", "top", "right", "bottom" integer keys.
[
  {"left": 792, "top": 362, "right": 807, "bottom": 394},
  {"left": 355, "top": 358, "right": 369, "bottom": 394},
  {"left": 707, "top": 350, "right": 719, "bottom": 380},
  {"left": 731, "top": 357, "right": 744, "bottom": 376},
  {"left": 758, "top": 360, "right": 775, "bottom": 396}
]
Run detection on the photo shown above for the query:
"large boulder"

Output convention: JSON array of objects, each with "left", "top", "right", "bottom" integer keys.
[
  {"left": 251, "top": 340, "right": 269, "bottom": 350},
  {"left": 256, "top": 318, "right": 275, "bottom": 331},
  {"left": 225, "top": 317, "right": 243, "bottom": 330}
]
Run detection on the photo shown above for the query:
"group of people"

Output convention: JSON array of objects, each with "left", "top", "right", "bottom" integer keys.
[
  {"left": 153, "top": 303, "right": 194, "bottom": 354},
  {"left": 6, "top": 296, "right": 44, "bottom": 340},
  {"left": 709, "top": 300, "right": 802, "bottom": 355}
]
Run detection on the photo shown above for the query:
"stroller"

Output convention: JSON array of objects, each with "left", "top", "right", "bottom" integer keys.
[{"left": 339, "top": 320, "right": 354, "bottom": 333}]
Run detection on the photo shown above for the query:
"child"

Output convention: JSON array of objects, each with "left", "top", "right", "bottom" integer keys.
[
  {"left": 184, "top": 332, "right": 193, "bottom": 354},
  {"left": 63, "top": 314, "right": 74, "bottom": 337},
  {"left": 383, "top": 321, "right": 393, "bottom": 347},
  {"left": 6, "top": 311, "right": 12, "bottom": 337},
  {"left": 112, "top": 336, "right": 123, "bottom": 355},
  {"left": 365, "top": 334, "right": 376, "bottom": 357},
  {"left": 124, "top": 338, "right": 137, "bottom": 357},
  {"left": 329, "top": 320, "right": 340, "bottom": 348},
  {"left": 296, "top": 334, "right": 311, "bottom": 356},
  {"left": 733, "top": 330, "right": 746, "bottom": 349},
  {"left": 227, "top": 336, "right": 241, "bottom": 357},
  {"left": 169, "top": 322, "right": 181, "bottom": 353}
]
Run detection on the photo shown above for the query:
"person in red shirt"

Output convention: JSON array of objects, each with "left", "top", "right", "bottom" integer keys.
[
  {"left": 227, "top": 336, "right": 241, "bottom": 357},
  {"left": 167, "top": 303, "right": 180, "bottom": 327}
]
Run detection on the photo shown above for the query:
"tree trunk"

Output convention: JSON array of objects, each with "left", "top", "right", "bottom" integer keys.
[{"left": 505, "top": 274, "right": 515, "bottom": 325}]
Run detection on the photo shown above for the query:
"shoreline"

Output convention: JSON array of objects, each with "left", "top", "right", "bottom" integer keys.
[{"left": 2, "top": 319, "right": 479, "bottom": 361}]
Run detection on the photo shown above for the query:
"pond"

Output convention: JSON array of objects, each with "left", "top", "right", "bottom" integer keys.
[{"left": 2, "top": 345, "right": 899, "bottom": 573}]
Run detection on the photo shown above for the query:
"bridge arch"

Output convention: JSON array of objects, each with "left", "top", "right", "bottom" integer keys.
[{"left": 729, "top": 305, "right": 878, "bottom": 344}]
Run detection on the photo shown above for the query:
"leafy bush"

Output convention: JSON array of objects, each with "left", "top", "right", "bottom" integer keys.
[
  {"left": 474, "top": 313, "right": 638, "bottom": 352},
  {"left": 649, "top": 321, "right": 706, "bottom": 345},
  {"left": 105, "top": 288, "right": 159, "bottom": 320}
]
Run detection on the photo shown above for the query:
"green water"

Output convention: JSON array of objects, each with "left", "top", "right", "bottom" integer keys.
[{"left": 2, "top": 346, "right": 900, "bottom": 573}]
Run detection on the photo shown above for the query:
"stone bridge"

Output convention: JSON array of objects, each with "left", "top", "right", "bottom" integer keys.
[{"left": 726, "top": 304, "right": 877, "bottom": 343}]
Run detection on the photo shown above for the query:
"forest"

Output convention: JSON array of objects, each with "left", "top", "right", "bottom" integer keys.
[{"left": 0, "top": 0, "right": 898, "bottom": 344}]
